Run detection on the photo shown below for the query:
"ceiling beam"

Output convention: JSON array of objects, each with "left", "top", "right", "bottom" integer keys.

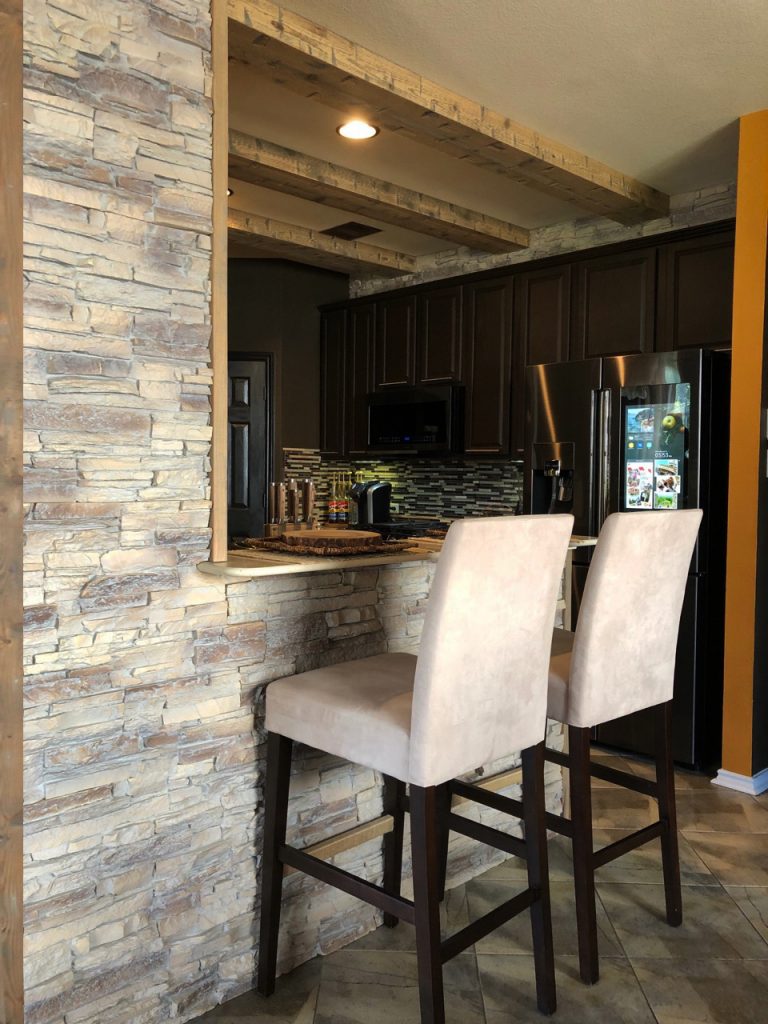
[
  {"left": 228, "top": 0, "right": 669, "bottom": 225},
  {"left": 229, "top": 131, "right": 530, "bottom": 253},
  {"left": 228, "top": 208, "right": 416, "bottom": 276}
]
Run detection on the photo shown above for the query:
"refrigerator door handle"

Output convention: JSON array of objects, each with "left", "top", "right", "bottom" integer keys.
[{"left": 597, "top": 388, "right": 612, "bottom": 530}]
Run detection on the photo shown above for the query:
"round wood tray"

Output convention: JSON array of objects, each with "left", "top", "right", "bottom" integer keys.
[
  {"left": 280, "top": 527, "right": 380, "bottom": 548},
  {"left": 233, "top": 537, "right": 415, "bottom": 558}
]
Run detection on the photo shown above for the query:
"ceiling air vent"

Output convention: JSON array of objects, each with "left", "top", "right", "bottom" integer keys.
[{"left": 320, "top": 221, "right": 382, "bottom": 241}]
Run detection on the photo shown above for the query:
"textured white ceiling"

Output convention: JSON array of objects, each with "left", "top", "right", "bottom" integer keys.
[
  {"left": 267, "top": 0, "right": 768, "bottom": 193},
  {"left": 228, "top": 0, "right": 768, "bottom": 258}
]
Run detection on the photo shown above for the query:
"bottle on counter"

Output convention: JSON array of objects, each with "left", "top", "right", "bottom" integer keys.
[
  {"left": 285, "top": 478, "right": 298, "bottom": 525},
  {"left": 302, "top": 478, "right": 316, "bottom": 529},
  {"left": 337, "top": 471, "right": 349, "bottom": 524},
  {"left": 328, "top": 473, "right": 338, "bottom": 523}
]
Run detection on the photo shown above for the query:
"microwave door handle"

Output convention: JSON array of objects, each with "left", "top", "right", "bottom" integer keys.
[{"left": 596, "top": 388, "right": 611, "bottom": 531}]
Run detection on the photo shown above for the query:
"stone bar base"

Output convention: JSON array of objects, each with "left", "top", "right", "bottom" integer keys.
[
  {"left": 24, "top": 556, "right": 564, "bottom": 1023},
  {"left": 221, "top": 559, "right": 565, "bottom": 997}
]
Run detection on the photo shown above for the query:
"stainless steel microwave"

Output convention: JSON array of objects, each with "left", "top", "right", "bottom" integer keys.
[{"left": 367, "top": 386, "right": 464, "bottom": 454}]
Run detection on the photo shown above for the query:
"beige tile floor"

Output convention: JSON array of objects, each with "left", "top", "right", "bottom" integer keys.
[{"left": 198, "top": 751, "right": 768, "bottom": 1023}]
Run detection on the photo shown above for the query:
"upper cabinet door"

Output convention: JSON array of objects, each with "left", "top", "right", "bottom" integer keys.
[
  {"left": 374, "top": 294, "right": 417, "bottom": 388},
  {"left": 656, "top": 229, "right": 735, "bottom": 351},
  {"left": 463, "top": 277, "right": 514, "bottom": 455},
  {"left": 416, "top": 284, "right": 463, "bottom": 383},
  {"left": 346, "top": 303, "right": 376, "bottom": 454},
  {"left": 572, "top": 248, "right": 656, "bottom": 359},
  {"left": 319, "top": 309, "right": 346, "bottom": 456},
  {"left": 514, "top": 265, "right": 571, "bottom": 366}
]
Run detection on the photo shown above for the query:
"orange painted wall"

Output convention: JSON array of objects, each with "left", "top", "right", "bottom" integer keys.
[{"left": 721, "top": 110, "right": 768, "bottom": 776}]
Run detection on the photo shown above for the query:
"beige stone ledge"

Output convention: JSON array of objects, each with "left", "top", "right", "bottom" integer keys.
[
  {"left": 196, "top": 534, "right": 596, "bottom": 580},
  {"left": 196, "top": 546, "right": 439, "bottom": 579}
]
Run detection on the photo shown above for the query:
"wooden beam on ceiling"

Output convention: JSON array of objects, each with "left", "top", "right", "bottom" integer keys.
[
  {"left": 228, "top": 0, "right": 669, "bottom": 225},
  {"left": 228, "top": 208, "right": 416, "bottom": 276},
  {"left": 229, "top": 131, "right": 530, "bottom": 253}
]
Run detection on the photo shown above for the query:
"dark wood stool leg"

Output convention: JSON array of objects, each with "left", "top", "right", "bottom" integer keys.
[
  {"left": 436, "top": 782, "right": 452, "bottom": 902},
  {"left": 569, "top": 726, "right": 599, "bottom": 985},
  {"left": 522, "top": 742, "right": 557, "bottom": 1015},
  {"left": 655, "top": 701, "right": 682, "bottom": 927},
  {"left": 410, "top": 785, "right": 446, "bottom": 1024},
  {"left": 382, "top": 774, "right": 406, "bottom": 927},
  {"left": 257, "top": 732, "right": 293, "bottom": 997}
]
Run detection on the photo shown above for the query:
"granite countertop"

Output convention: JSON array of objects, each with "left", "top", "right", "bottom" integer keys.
[{"left": 196, "top": 533, "right": 596, "bottom": 580}]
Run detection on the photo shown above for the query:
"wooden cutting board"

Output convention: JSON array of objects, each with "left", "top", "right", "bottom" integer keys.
[{"left": 280, "top": 528, "right": 380, "bottom": 548}]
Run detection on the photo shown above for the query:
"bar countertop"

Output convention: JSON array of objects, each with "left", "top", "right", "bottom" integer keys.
[{"left": 196, "top": 534, "right": 597, "bottom": 580}]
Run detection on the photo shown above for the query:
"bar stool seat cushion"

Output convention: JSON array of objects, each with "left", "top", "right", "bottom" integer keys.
[
  {"left": 548, "top": 628, "right": 575, "bottom": 723},
  {"left": 266, "top": 652, "right": 417, "bottom": 782}
]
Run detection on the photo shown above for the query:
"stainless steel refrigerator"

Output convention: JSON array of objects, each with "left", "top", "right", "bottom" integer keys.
[{"left": 525, "top": 349, "right": 731, "bottom": 768}]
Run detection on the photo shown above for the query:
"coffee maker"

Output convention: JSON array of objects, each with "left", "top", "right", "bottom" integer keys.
[{"left": 349, "top": 480, "right": 392, "bottom": 526}]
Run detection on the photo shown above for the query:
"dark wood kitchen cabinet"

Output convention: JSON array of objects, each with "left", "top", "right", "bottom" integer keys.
[
  {"left": 319, "top": 308, "right": 347, "bottom": 455},
  {"left": 462, "top": 277, "right": 514, "bottom": 455},
  {"left": 320, "top": 304, "right": 376, "bottom": 455},
  {"left": 656, "top": 229, "right": 735, "bottom": 351},
  {"left": 515, "top": 264, "right": 571, "bottom": 366},
  {"left": 320, "top": 222, "right": 734, "bottom": 458},
  {"left": 416, "top": 284, "right": 463, "bottom": 383},
  {"left": 572, "top": 247, "right": 656, "bottom": 359},
  {"left": 346, "top": 302, "right": 376, "bottom": 454},
  {"left": 374, "top": 294, "right": 417, "bottom": 388}
]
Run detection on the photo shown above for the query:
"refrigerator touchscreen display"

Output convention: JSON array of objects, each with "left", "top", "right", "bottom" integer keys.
[{"left": 623, "top": 383, "right": 691, "bottom": 511}]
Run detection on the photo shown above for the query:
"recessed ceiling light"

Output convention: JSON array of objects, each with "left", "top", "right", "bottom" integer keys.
[{"left": 337, "top": 119, "right": 379, "bottom": 140}]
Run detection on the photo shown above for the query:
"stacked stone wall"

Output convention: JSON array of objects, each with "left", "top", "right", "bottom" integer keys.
[{"left": 23, "top": 2, "right": 225, "bottom": 1020}]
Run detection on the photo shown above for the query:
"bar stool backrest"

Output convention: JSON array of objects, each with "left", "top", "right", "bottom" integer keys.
[
  {"left": 568, "top": 510, "right": 703, "bottom": 729},
  {"left": 409, "top": 514, "right": 573, "bottom": 788}
]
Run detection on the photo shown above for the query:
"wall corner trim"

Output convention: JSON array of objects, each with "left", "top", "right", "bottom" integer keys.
[{"left": 711, "top": 767, "right": 768, "bottom": 796}]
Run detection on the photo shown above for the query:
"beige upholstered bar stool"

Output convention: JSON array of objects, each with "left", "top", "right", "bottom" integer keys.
[
  {"left": 454, "top": 510, "right": 702, "bottom": 987},
  {"left": 547, "top": 510, "right": 701, "bottom": 983},
  {"left": 257, "top": 514, "right": 573, "bottom": 1024}
]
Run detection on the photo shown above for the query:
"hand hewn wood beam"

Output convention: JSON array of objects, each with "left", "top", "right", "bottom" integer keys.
[
  {"left": 228, "top": 0, "right": 669, "bottom": 225},
  {"left": 229, "top": 131, "right": 530, "bottom": 253},
  {"left": 228, "top": 208, "right": 416, "bottom": 276}
]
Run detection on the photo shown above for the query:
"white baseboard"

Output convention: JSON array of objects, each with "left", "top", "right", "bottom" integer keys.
[{"left": 711, "top": 767, "right": 768, "bottom": 796}]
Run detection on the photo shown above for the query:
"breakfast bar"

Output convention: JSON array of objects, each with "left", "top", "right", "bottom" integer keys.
[{"left": 192, "top": 531, "right": 595, "bottom": 979}]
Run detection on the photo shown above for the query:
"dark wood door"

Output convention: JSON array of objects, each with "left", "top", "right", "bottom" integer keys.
[
  {"left": 374, "top": 294, "right": 416, "bottom": 388},
  {"left": 515, "top": 264, "right": 571, "bottom": 366},
  {"left": 346, "top": 303, "right": 376, "bottom": 454},
  {"left": 417, "top": 284, "right": 463, "bottom": 383},
  {"left": 656, "top": 230, "right": 735, "bottom": 351},
  {"left": 319, "top": 309, "right": 346, "bottom": 455},
  {"left": 511, "top": 265, "right": 571, "bottom": 457},
  {"left": 463, "top": 277, "right": 514, "bottom": 455},
  {"left": 572, "top": 248, "right": 656, "bottom": 359},
  {"left": 228, "top": 359, "right": 269, "bottom": 538}
]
